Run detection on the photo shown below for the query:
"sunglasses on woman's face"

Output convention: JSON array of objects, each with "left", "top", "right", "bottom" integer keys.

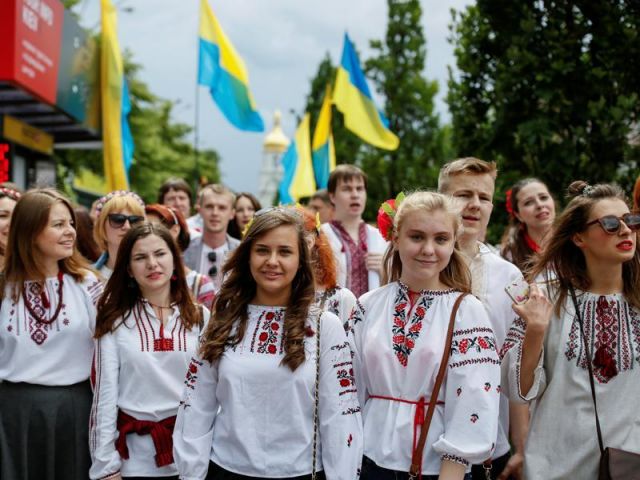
[
  {"left": 585, "top": 213, "right": 640, "bottom": 235},
  {"left": 108, "top": 213, "right": 145, "bottom": 229}
]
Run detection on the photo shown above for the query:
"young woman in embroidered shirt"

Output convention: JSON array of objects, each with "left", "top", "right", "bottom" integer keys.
[
  {"left": 145, "top": 204, "right": 215, "bottom": 308},
  {"left": 500, "top": 178, "right": 556, "bottom": 272},
  {"left": 0, "top": 189, "right": 103, "bottom": 480},
  {"left": 501, "top": 181, "right": 640, "bottom": 479},
  {"left": 352, "top": 191, "right": 501, "bottom": 480},
  {"left": 90, "top": 222, "right": 208, "bottom": 480},
  {"left": 0, "top": 183, "right": 21, "bottom": 270},
  {"left": 93, "top": 190, "right": 146, "bottom": 279},
  {"left": 173, "top": 208, "right": 363, "bottom": 480}
]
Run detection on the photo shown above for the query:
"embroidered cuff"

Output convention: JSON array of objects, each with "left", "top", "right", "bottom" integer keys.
[
  {"left": 100, "top": 472, "right": 121, "bottom": 480},
  {"left": 441, "top": 453, "right": 469, "bottom": 467}
]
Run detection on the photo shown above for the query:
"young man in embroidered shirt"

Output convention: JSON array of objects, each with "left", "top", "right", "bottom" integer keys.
[
  {"left": 438, "top": 157, "right": 529, "bottom": 480},
  {"left": 183, "top": 184, "right": 239, "bottom": 291},
  {"left": 320, "top": 165, "right": 387, "bottom": 298}
]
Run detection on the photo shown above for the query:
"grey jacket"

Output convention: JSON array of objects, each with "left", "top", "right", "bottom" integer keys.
[{"left": 183, "top": 234, "right": 240, "bottom": 275}]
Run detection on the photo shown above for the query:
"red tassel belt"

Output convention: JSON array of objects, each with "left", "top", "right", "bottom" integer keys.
[
  {"left": 115, "top": 410, "right": 177, "bottom": 467},
  {"left": 369, "top": 394, "right": 444, "bottom": 475}
]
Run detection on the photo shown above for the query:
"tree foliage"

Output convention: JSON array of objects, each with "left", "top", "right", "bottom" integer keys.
[
  {"left": 56, "top": 54, "right": 220, "bottom": 204},
  {"left": 448, "top": 1, "right": 640, "bottom": 240},
  {"left": 303, "top": 0, "right": 446, "bottom": 219}
]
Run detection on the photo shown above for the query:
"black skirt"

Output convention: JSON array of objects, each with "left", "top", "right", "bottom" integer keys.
[
  {"left": 0, "top": 380, "right": 92, "bottom": 480},
  {"left": 206, "top": 461, "right": 326, "bottom": 480}
]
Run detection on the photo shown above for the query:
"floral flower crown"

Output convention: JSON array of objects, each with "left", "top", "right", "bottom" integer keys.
[
  {"left": 95, "top": 190, "right": 145, "bottom": 218},
  {"left": 0, "top": 187, "right": 21, "bottom": 202},
  {"left": 377, "top": 192, "right": 405, "bottom": 241}
]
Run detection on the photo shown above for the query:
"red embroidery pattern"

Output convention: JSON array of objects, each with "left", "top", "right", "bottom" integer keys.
[
  {"left": 451, "top": 334, "right": 496, "bottom": 355},
  {"left": 500, "top": 317, "right": 527, "bottom": 360},
  {"left": 391, "top": 287, "right": 433, "bottom": 367},
  {"left": 565, "top": 295, "right": 640, "bottom": 384},
  {"left": 470, "top": 413, "right": 479, "bottom": 423},
  {"left": 184, "top": 357, "right": 204, "bottom": 390},
  {"left": 26, "top": 282, "right": 50, "bottom": 345},
  {"left": 250, "top": 310, "right": 285, "bottom": 355},
  {"left": 335, "top": 361, "right": 356, "bottom": 396}
]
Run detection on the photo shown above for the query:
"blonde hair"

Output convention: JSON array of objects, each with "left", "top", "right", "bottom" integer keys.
[
  {"left": 382, "top": 191, "right": 471, "bottom": 292},
  {"left": 93, "top": 195, "right": 146, "bottom": 250},
  {"left": 437, "top": 157, "right": 498, "bottom": 193}
]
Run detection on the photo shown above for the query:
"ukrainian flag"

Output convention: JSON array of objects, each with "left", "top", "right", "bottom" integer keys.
[
  {"left": 279, "top": 114, "right": 315, "bottom": 204},
  {"left": 198, "top": 0, "right": 264, "bottom": 132},
  {"left": 333, "top": 33, "right": 399, "bottom": 150},
  {"left": 100, "top": 0, "right": 134, "bottom": 190},
  {"left": 311, "top": 84, "right": 336, "bottom": 189}
]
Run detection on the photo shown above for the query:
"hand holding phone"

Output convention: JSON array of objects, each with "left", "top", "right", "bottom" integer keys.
[{"left": 505, "top": 278, "right": 530, "bottom": 305}]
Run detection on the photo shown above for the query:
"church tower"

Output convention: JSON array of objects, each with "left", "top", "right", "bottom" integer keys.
[{"left": 258, "top": 111, "right": 290, "bottom": 207}]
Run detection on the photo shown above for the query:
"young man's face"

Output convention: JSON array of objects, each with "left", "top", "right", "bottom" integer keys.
[
  {"left": 443, "top": 173, "right": 495, "bottom": 241},
  {"left": 199, "top": 190, "right": 235, "bottom": 235},
  {"left": 330, "top": 177, "right": 366, "bottom": 220}
]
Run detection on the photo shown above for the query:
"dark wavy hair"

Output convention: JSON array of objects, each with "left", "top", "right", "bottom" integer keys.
[
  {"left": 227, "top": 192, "right": 261, "bottom": 239},
  {"left": 530, "top": 181, "right": 640, "bottom": 313},
  {"left": 95, "top": 222, "right": 199, "bottom": 337},
  {"left": 200, "top": 208, "right": 315, "bottom": 371}
]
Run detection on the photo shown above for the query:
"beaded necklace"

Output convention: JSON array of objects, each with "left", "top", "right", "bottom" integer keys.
[{"left": 22, "top": 271, "right": 64, "bottom": 325}]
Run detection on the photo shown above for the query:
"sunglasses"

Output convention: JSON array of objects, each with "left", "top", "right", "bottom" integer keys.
[
  {"left": 585, "top": 213, "right": 640, "bottom": 235},
  {"left": 108, "top": 213, "right": 145, "bottom": 229},
  {"left": 208, "top": 251, "right": 218, "bottom": 277}
]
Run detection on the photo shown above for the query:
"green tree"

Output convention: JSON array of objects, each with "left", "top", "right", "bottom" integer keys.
[
  {"left": 303, "top": 0, "right": 447, "bottom": 219},
  {"left": 448, "top": 1, "right": 640, "bottom": 240},
  {"left": 56, "top": 54, "right": 220, "bottom": 204}
]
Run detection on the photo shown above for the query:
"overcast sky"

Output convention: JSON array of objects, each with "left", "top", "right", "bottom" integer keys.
[{"left": 75, "top": 0, "right": 474, "bottom": 193}]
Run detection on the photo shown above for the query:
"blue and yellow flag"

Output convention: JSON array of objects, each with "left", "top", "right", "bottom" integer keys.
[
  {"left": 311, "top": 84, "right": 336, "bottom": 189},
  {"left": 100, "top": 0, "right": 134, "bottom": 190},
  {"left": 279, "top": 114, "right": 315, "bottom": 204},
  {"left": 333, "top": 33, "right": 399, "bottom": 150},
  {"left": 198, "top": 0, "right": 264, "bottom": 132}
]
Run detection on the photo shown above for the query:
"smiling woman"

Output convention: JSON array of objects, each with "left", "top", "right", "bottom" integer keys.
[
  {"left": 0, "top": 189, "right": 104, "bottom": 480},
  {"left": 173, "top": 207, "right": 363, "bottom": 480}
]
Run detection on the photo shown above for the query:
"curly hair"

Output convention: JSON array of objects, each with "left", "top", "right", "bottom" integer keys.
[
  {"left": 95, "top": 223, "right": 200, "bottom": 337},
  {"left": 301, "top": 208, "right": 337, "bottom": 289},
  {"left": 199, "top": 208, "right": 316, "bottom": 371},
  {"left": 530, "top": 181, "right": 640, "bottom": 313}
]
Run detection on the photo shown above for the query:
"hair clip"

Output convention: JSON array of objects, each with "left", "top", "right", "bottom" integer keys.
[
  {"left": 241, "top": 217, "right": 255, "bottom": 238},
  {"left": 582, "top": 185, "right": 595, "bottom": 197},
  {"left": 315, "top": 212, "right": 322, "bottom": 233},
  {"left": 95, "top": 190, "right": 145, "bottom": 218},
  {"left": 377, "top": 192, "right": 405, "bottom": 241}
]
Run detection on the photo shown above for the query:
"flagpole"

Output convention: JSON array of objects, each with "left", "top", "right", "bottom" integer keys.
[{"left": 194, "top": 82, "right": 200, "bottom": 190}]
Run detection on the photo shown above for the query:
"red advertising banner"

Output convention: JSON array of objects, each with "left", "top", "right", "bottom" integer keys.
[{"left": 3, "top": 0, "right": 64, "bottom": 104}]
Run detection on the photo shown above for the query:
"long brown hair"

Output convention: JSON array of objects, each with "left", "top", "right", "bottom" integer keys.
[
  {"left": 530, "top": 181, "right": 640, "bottom": 313},
  {"left": 1, "top": 189, "right": 90, "bottom": 300},
  {"left": 199, "top": 208, "right": 316, "bottom": 371},
  {"left": 500, "top": 178, "right": 554, "bottom": 272},
  {"left": 95, "top": 222, "right": 199, "bottom": 337},
  {"left": 382, "top": 191, "right": 471, "bottom": 293}
]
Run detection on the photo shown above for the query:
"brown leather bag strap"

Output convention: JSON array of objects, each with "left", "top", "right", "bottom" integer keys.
[{"left": 409, "top": 292, "right": 468, "bottom": 478}]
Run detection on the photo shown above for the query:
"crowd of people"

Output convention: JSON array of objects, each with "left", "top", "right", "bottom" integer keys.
[{"left": 0, "top": 158, "right": 638, "bottom": 480}]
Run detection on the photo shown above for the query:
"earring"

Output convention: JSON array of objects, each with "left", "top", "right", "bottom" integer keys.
[{"left": 171, "top": 271, "right": 177, "bottom": 281}]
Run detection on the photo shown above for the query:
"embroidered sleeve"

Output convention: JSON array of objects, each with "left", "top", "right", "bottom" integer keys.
[
  {"left": 349, "top": 299, "right": 368, "bottom": 407},
  {"left": 89, "top": 334, "right": 122, "bottom": 479},
  {"left": 500, "top": 316, "right": 546, "bottom": 402},
  {"left": 432, "top": 296, "right": 500, "bottom": 466},
  {"left": 318, "top": 312, "right": 363, "bottom": 480},
  {"left": 81, "top": 271, "right": 104, "bottom": 334},
  {"left": 173, "top": 355, "right": 219, "bottom": 480}
]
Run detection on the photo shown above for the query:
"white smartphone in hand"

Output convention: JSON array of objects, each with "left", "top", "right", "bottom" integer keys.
[{"left": 505, "top": 278, "right": 530, "bottom": 305}]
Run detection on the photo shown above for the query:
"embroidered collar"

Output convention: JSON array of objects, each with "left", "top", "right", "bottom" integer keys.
[{"left": 397, "top": 281, "right": 457, "bottom": 297}]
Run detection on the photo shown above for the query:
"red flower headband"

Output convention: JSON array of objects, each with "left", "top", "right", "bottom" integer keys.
[
  {"left": 377, "top": 192, "right": 405, "bottom": 241},
  {"left": 505, "top": 189, "right": 514, "bottom": 218}
]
